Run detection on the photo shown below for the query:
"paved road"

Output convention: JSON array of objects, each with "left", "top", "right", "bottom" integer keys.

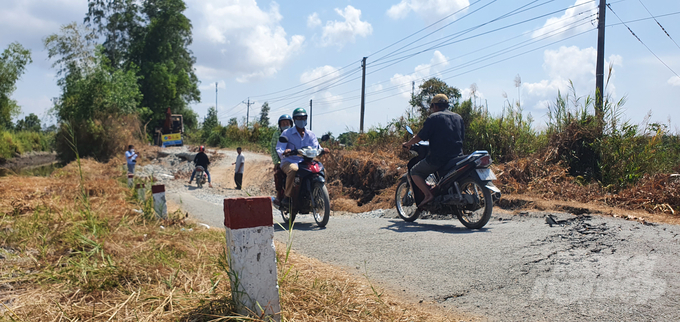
[{"left": 158, "top": 148, "right": 680, "bottom": 321}]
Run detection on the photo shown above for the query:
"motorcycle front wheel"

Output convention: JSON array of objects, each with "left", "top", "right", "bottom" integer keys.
[
  {"left": 280, "top": 207, "right": 296, "bottom": 227},
  {"left": 395, "top": 178, "right": 420, "bottom": 222},
  {"left": 311, "top": 183, "right": 330, "bottom": 227},
  {"left": 455, "top": 178, "right": 493, "bottom": 229}
]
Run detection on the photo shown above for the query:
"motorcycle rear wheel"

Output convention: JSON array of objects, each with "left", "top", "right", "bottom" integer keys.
[
  {"left": 197, "top": 172, "right": 203, "bottom": 188},
  {"left": 455, "top": 178, "right": 492, "bottom": 229},
  {"left": 395, "top": 178, "right": 420, "bottom": 222},
  {"left": 311, "top": 183, "right": 330, "bottom": 227}
]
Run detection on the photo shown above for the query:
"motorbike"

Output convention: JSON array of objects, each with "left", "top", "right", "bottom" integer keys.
[
  {"left": 194, "top": 165, "right": 207, "bottom": 188},
  {"left": 276, "top": 134, "right": 331, "bottom": 228},
  {"left": 395, "top": 126, "right": 501, "bottom": 229}
]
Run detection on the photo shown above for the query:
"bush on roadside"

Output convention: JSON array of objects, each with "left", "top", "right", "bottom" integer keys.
[{"left": 0, "top": 130, "right": 54, "bottom": 160}]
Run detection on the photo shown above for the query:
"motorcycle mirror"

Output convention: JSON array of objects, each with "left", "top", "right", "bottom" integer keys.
[
  {"left": 278, "top": 136, "right": 288, "bottom": 143},
  {"left": 405, "top": 125, "right": 413, "bottom": 135},
  {"left": 320, "top": 134, "right": 330, "bottom": 142}
]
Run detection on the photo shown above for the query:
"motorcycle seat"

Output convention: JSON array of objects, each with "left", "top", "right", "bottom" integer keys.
[{"left": 436, "top": 155, "right": 467, "bottom": 177}]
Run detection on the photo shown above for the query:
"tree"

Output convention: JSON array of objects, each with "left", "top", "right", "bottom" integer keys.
[
  {"left": 15, "top": 113, "right": 42, "bottom": 132},
  {"left": 0, "top": 43, "right": 32, "bottom": 130},
  {"left": 131, "top": 0, "right": 200, "bottom": 132},
  {"left": 44, "top": 23, "right": 96, "bottom": 86},
  {"left": 259, "top": 102, "right": 270, "bottom": 127},
  {"left": 85, "top": 0, "right": 141, "bottom": 69},
  {"left": 201, "top": 106, "right": 219, "bottom": 140},
  {"left": 409, "top": 77, "right": 461, "bottom": 117},
  {"left": 228, "top": 117, "right": 237, "bottom": 127}
]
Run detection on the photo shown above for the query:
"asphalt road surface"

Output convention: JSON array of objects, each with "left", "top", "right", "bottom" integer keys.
[{"left": 157, "top": 148, "right": 680, "bottom": 321}]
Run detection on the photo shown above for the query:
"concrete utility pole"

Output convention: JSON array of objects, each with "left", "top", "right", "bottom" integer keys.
[
  {"left": 411, "top": 81, "right": 415, "bottom": 116},
  {"left": 360, "top": 57, "right": 367, "bottom": 133},
  {"left": 243, "top": 98, "right": 255, "bottom": 126},
  {"left": 595, "top": 0, "right": 606, "bottom": 118},
  {"left": 309, "top": 99, "right": 313, "bottom": 130},
  {"left": 215, "top": 82, "right": 218, "bottom": 110}
]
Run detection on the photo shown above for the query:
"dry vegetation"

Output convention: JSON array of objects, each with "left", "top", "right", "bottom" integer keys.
[{"left": 0, "top": 157, "right": 473, "bottom": 321}]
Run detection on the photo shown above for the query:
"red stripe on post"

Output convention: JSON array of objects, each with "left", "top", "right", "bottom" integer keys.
[
  {"left": 135, "top": 184, "right": 145, "bottom": 189},
  {"left": 224, "top": 197, "right": 273, "bottom": 229},
  {"left": 151, "top": 185, "right": 165, "bottom": 194},
  {"left": 128, "top": 173, "right": 134, "bottom": 178}
]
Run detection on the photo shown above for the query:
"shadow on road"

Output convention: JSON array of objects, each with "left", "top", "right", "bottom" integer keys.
[
  {"left": 273, "top": 221, "right": 326, "bottom": 232},
  {"left": 382, "top": 219, "right": 488, "bottom": 234}
]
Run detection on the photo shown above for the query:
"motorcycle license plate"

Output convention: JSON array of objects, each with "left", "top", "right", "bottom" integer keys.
[{"left": 476, "top": 168, "right": 497, "bottom": 181}]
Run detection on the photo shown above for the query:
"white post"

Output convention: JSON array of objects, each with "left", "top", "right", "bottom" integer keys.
[
  {"left": 224, "top": 197, "right": 280, "bottom": 321},
  {"left": 152, "top": 185, "right": 167, "bottom": 219},
  {"left": 136, "top": 183, "right": 146, "bottom": 201},
  {"left": 127, "top": 173, "right": 134, "bottom": 187}
]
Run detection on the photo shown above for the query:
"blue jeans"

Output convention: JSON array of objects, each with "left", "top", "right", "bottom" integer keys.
[{"left": 190, "top": 168, "right": 211, "bottom": 183}]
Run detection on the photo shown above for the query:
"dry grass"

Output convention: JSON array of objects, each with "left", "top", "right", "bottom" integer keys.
[{"left": 0, "top": 157, "right": 472, "bottom": 321}]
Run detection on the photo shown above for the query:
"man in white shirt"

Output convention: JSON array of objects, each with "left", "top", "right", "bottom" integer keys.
[
  {"left": 232, "top": 147, "right": 245, "bottom": 190},
  {"left": 125, "top": 145, "right": 138, "bottom": 174}
]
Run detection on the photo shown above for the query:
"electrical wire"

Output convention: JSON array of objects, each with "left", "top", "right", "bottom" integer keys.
[
  {"left": 607, "top": 4, "right": 680, "bottom": 78},
  {"left": 636, "top": 0, "right": 680, "bottom": 51}
]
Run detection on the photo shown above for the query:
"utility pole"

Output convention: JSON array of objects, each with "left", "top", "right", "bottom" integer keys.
[
  {"left": 215, "top": 82, "right": 218, "bottom": 110},
  {"left": 243, "top": 98, "right": 255, "bottom": 126},
  {"left": 411, "top": 81, "right": 415, "bottom": 116},
  {"left": 595, "top": 0, "right": 606, "bottom": 120},
  {"left": 309, "top": 99, "right": 313, "bottom": 130},
  {"left": 360, "top": 57, "right": 367, "bottom": 133}
]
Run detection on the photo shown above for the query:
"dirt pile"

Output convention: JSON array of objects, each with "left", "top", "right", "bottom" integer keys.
[
  {"left": 323, "top": 149, "right": 406, "bottom": 212},
  {"left": 495, "top": 156, "right": 680, "bottom": 215}
]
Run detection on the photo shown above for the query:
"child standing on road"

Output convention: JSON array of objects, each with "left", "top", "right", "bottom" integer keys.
[{"left": 232, "top": 147, "right": 244, "bottom": 190}]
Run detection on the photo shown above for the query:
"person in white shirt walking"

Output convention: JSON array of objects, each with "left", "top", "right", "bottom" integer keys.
[
  {"left": 232, "top": 147, "right": 245, "bottom": 190},
  {"left": 125, "top": 145, "right": 138, "bottom": 174}
]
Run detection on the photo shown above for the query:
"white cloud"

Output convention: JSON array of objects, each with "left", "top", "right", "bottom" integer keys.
[
  {"left": 668, "top": 76, "right": 680, "bottom": 87},
  {"left": 321, "top": 6, "right": 372, "bottom": 47},
  {"left": 193, "top": 0, "right": 304, "bottom": 83},
  {"left": 390, "top": 51, "right": 449, "bottom": 99},
  {"left": 387, "top": 0, "right": 469, "bottom": 20},
  {"left": 300, "top": 65, "right": 343, "bottom": 109},
  {"left": 300, "top": 65, "right": 340, "bottom": 86},
  {"left": 532, "top": 0, "right": 597, "bottom": 39},
  {"left": 523, "top": 46, "right": 622, "bottom": 109},
  {"left": 307, "top": 12, "right": 321, "bottom": 28}
]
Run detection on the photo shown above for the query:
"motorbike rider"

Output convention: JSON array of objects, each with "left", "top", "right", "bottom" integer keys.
[
  {"left": 276, "top": 108, "right": 330, "bottom": 207},
  {"left": 271, "top": 114, "right": 293, "bottom": 204},
  {"left": 188, "top": 145, "right": 212, "bottom": 188},
  {"left": 402, "top": 94, "right": 465, "bottom": 207}
]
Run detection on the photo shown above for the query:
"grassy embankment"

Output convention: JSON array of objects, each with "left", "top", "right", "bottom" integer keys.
[
  {"left": 0, "top": 155, "right": 474, "bottom": 321},
  {"left": 0, "top": 130, "right": 54, "bottom": 159}
]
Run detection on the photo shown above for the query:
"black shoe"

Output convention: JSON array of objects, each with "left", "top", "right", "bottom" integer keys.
[{"left": 281, "top": 197, "right": 291, "bottom": 207}]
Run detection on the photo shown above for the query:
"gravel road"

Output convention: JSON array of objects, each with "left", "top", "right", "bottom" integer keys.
[{"left": 146, "top": 147, "right": 680, "bottom": 321}]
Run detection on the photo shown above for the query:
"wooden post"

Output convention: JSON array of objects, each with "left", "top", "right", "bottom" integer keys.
[{"left": 224, "top": 197, "right": 280, "bottom": 321}]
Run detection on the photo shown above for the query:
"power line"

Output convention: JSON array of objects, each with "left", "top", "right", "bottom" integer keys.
[
  {"left": 637, "top": 0, "right": 680, "bottom": 51},
  {"left": 607, "top": 4, "right": 680, "bottom": 78}
]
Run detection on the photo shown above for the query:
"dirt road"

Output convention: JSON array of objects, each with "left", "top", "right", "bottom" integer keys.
[{"left": 147, "top": 147, "right": 680, "bottom": 321}]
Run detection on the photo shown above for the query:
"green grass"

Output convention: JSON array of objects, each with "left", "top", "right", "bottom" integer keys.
[{"left": 0, "top": 130, "right": 54, "bottom": 159}]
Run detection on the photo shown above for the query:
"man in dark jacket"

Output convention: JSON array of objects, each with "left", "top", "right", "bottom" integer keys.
[
  {"left": 188, "top": 146, "right": 212, "bottom": 188},
  {"left": 402, "top": 94, "right": 465, "bottom": 206}
]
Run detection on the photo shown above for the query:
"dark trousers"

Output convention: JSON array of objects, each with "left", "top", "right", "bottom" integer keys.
[{"left": 234, "top": 173, "right": 243, "bottom": 190}]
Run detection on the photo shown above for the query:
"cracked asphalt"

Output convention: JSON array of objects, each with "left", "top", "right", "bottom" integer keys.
[{"left": 153, "top": 147, "right": 680, "bottom": 321}]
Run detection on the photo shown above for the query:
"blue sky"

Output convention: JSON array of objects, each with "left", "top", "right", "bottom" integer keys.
[{"left": 2, "top": 0, "right": 679, "bottom": 136}]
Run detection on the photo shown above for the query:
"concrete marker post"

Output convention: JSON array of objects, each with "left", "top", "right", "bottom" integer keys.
[
  {"left": 152, "top": 185, "right": 167, "bottom": 219},
  {"left": 127, "top": 173, "right": 134, "bottom": 187},
  {"left": 136, "top": 183, "right": 146, "bottom": 201},
  {"left": 224, "top": 197, "right": 280, "bottom": 321}
]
